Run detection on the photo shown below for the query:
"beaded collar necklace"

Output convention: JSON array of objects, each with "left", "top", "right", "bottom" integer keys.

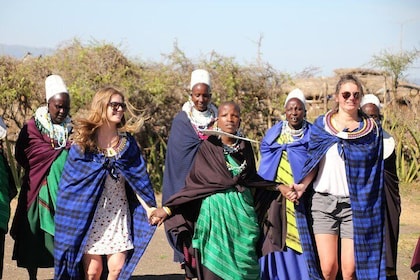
[
  {"left": 282, "top": 120, "right": 307, "bottom": 138},
  {"left": 324, "top": 110, "right": 376, "bottom": 139},
  {"left": 35, "top": 106, "right": 71, "bottom": 149},
  {"left": 222, "top": 138, "right": 241, "bottom": 154},
  {"left": 182, "top": 101, "right": 217, "bottom": 130},
  {"left": 96, "top": 134, "right": 128, "bottom": 158}
]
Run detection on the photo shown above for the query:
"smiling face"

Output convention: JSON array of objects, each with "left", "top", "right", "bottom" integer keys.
[
  {"left": 285, "top": 98, "right": 305, "bottom": 130},
  {"left": 191, "top": 83, "right": 211, "bottom": 112},
  {"left": 107, "top": 93, "right": 126, "bottom": 125},
  {"left": 48, "top": 93, "right": 70, "bottom": 124},
  {"left": 335, "top": 81, "right": 362, "bottom": 114}
]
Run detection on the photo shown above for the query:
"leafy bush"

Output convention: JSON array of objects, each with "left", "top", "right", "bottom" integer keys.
[{"left": 1, "top": 39, "right": 419, "bottom": 192}]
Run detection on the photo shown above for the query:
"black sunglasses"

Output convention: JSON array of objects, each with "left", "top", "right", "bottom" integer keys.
[
  {"left": 341, "top": 91, "right": 361, "bottom": 100},
  {"left": 108, "top": 102, "right": 127, "bottom": 111}
]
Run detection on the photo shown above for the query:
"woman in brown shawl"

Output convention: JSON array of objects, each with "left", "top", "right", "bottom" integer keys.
[
  {"left": 11, "top": 75, "right": 72, "bottom": 280},
  {"left": 151, "top": 101, "right": 278, "bottom": 280}
]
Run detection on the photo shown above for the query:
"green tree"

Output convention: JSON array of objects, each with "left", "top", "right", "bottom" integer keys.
[{"left": 370, "top": 48, "right": 419, "bottom": 105}]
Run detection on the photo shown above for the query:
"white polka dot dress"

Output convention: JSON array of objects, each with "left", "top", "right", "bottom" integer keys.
[{"left": 84, "top": 175, "right": 134, "bottom": 254}]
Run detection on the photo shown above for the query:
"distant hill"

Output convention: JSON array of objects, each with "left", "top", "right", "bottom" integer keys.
[{"left": 0, "top": 43, "right": 54, "bottom": 59}]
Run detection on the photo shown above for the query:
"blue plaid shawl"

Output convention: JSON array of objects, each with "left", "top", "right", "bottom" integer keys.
[
  {"left": 54, "top": 134, "right": 156, "bottom": 280},
  {"left": 297, "top": 113, "right": 385, "bottom": 280}
]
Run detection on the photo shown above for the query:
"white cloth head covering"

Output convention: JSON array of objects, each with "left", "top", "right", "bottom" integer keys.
[
  {"left": 0, "top": 117, "right": 7, "bottom": 140},
  {"left": 45, "top": 74, "right": 68, "bottom": 102},
  {"left": 360, "top": 94, "right": 381, "bottom": 108},
  {"left": 190, "top": 69, "right": 211, "bottom": 90},
  {"left": 284, "top": 88, "right": 306, "bottom": 108},
  {"left": 361, "top": 94, "right": 394, "bottom": 158}
]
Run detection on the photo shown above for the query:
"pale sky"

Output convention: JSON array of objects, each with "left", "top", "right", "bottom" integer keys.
[{"left": 1, "top": 0, "right": 420, "bottom": 82}]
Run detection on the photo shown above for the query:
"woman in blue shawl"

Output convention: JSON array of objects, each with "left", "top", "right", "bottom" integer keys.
[
  {"left": 256, "top": 89, "right": 318, "bottom": 279},
  {"left": 290, "top": 74, "right": 385, "bottom": 280},
  {"left": 54, "top": 87, "right": 157, "bottom": 280},
  {"left": 162, "top": 69, "right": 217, "bottom": 279},
  {"left": 361, "top": 94, "right": 401, "bottom": 280}
]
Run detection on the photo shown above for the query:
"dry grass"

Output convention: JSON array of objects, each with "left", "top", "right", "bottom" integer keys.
[{"left": 398, "top": 182, "right": 420, "bottom": 279}]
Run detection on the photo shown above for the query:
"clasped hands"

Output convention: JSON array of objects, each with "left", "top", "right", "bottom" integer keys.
[
  {"left": 277, "top": 183, "right": 305, "bottom": 204},
  {"left": 146, "top": 183, "right": 306, "bottom": 226},
  {"left": 147, "top": 207, "right": 169, "bottom": 226}
]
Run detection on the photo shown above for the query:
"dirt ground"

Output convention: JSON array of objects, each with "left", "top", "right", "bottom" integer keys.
[{"left": 3, "top": 188, "right": 420, "bottom": 280}]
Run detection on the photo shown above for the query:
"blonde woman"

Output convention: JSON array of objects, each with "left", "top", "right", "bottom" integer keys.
[
  {"left": 54, "top": 87, "right": 157, "bottom": 280},
  {"left": 291, "top": 75, "right": 385, "bottom": 279}
]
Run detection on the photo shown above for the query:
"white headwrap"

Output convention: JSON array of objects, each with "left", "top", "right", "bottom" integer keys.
[
  {"left": 361, "top": 94, "right": 394, "bottom": 159},
  {"left": 0, "top": 117, "right": 7, "bottom": 140},
  {"left": 360, "top": 94, "right": 381, "bottom": 108},
  {"left": 190, "top": 69, "right": 211, "bottom": 90},
  {"left": 45, "top": 74, "right": 69, "bottom": 103},
  {"left": 284, "top": 88, "right": 306, "bottom": 108}
]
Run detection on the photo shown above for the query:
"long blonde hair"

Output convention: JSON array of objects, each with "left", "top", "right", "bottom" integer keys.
[{"left": 73, "top": 86, "right": 145, "bottom": 152}]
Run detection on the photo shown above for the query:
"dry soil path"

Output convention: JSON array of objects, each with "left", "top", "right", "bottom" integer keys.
[{"left": 3, "top": 191, "right": 420, "bottom": 280}]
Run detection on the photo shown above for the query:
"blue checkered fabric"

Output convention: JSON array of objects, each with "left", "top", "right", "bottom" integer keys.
[
  {"left": 297, "top": 115, "right": 386, "bottom": 280},
  {"left": 54, "top": 134, "right": 156, "bottom": 279}
]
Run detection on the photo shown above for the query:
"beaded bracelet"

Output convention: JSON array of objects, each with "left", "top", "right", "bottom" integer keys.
[{"left": 163, "top": 206, "right": 172, "bottom": 216}]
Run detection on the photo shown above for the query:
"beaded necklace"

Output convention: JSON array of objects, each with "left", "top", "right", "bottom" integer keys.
[
  {"left": 324, "top": 110, "right": 376, "bottom": 139},
  {"left": 97, "top": 134, "right": 127, "bottom": 158},
  {"left": 182, "top": 101, "right": 217, "bottom": 130},
  {"left": 282, "top": 120, "right": 307, "bottom": 139},
  {"left": 222, "top": 138, "right": 241, "bottom": 154},
  {"left": 226, "top": 156, "right": 247, "bottom": 174},
  {"left": 35, "top": 106, "right": 71, "bottom": 149}
]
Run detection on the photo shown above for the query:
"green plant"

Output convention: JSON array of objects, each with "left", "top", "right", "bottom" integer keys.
[
  {"left": 142, "top": 133, "right": 166, "bottom": 193},
  {"left": 394, "top": 126, "right": 420, "bottom": 183},
  {"left": 4, "top": 137, "right": 21, "bottom": 190}
]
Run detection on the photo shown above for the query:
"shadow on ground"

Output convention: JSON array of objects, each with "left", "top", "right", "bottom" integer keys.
[{"left": 131, "top": 274, "right": 185, "bottom": 280}]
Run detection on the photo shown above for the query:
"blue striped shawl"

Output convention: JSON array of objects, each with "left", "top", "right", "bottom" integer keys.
[
  {"left": 298, "top": 114, "right": 385, "bottom": 280},
  {"left": 54, "top": 134, "right": 156, "bottom": 279}
]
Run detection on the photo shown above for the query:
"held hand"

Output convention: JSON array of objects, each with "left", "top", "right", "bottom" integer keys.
[
  {"left": 291, "top": 183, "right": 306, "bottom": 199},
  {"left": 146, "top": 207, "right": 157, "bottom": 220},
  {"left": 277, "top": 184, "right": 292, "bottom": 197},
  {"left": 146, "top": 207, "right": 163, "bottom": 226},
  {"left": 149, "top": 208, "right": 169, "bottom": 226},
  {"left": 277, "top": 184, "right": 299, "bottom": 204},
  {"left": 285, "top": 189, "right": 299, "bottom": 204},
  {"left": 150, "top": 215, "right": 163, "bottom": 226}
]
